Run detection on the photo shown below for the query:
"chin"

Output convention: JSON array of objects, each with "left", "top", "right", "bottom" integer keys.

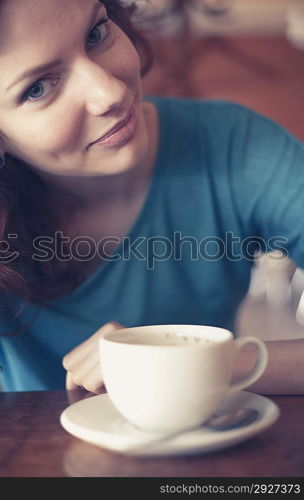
[
  {"left": 87, "top": 133, "right": 149, "bottom": 176},
  {"left": 84, "top": 153, "right": 147, "bottom": 177}
]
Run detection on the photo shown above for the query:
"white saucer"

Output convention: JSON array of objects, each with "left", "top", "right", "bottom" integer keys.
[{"left": 60, "top": 391, "right": 280, "bottom": 456}]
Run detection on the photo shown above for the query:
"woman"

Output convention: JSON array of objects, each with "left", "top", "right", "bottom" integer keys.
[{"left": 0, "top": 0, "right": 303, "bottom": 394}]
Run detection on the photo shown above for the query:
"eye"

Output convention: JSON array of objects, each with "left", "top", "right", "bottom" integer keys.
[
  {"left": 20, "top": 16, "right": 111, "bottom": 104},
  {"left": 21, "top": 78, "right": 58, "bottom": 103},
  {"left": 87, "top": 16, "right": 111, "bottom": 47}
]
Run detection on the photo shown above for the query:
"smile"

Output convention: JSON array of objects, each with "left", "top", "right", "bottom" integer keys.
[{"left": 89, "top": 104, "right": 138, "bottom": 149}]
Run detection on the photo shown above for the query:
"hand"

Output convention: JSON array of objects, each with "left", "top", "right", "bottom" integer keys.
[{"left": 62, "top": 321, "right": 124, "bottom": 394}]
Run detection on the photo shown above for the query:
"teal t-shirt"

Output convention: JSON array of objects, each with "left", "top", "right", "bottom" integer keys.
[{"left": 1, "top": 96, "right": 304, "bottom": 391}]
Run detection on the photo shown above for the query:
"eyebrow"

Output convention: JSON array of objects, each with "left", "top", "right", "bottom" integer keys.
[{"left": 5, "top": 1, "right": 104, "bottom": 94}]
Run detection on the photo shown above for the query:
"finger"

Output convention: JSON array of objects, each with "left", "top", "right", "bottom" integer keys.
[
  {"left": 62, "top": 321, "right": 124, "bottom": 370},
  {"left": 66, "top": 385, "right": 90, "bottom": 405},
  {"left": 63, "top": 342, "right": 98, "bottom": 375},
  {"left": 65, "top": 351, "right": 99, "bottom": 389},
  {"left": 90, "top": 321, "right": 124, "bottom": 341},
  {"left": 66, "top": 370, "right": 80, "bottom": 391},
  {"left": 78, "top": 360, "right": 105, "bottom": 394},
  {"left": 63, "top": 339, "right": 95, "bottom": 370},
  {"left": 66, "top": 360, "right": 104, "bottom": 395}
]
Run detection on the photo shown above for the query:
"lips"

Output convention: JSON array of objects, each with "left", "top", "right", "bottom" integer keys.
[{"left": 89, "top": 105, "right": 135, "bottom": 147}]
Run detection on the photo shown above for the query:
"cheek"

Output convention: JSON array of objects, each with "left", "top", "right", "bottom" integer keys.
[
  {"left": 105, "top": 29, "right": 142, "bottom": 84},
  {"left": 3, "top": 114, "right": 79, "bottom": 160},
  {"left": 35, "top": 114, "right": 81, "bottom": 154}
]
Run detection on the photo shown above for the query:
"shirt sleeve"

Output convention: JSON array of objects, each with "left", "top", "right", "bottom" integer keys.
[{"left": 227, "top": 104, "right": 304, "bottom": 268}]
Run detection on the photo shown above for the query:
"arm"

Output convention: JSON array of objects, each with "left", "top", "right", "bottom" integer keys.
[
  {"left": 233, "top": 338, "right": 304, "bottom": 395},
  {"left": 225, "top": 107, "right": 304, "bottom": 394}
]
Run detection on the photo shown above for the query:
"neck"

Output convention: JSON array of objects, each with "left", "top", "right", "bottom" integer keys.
[{"left": 45, "top": 162, "right": 153, "bottom": 211}]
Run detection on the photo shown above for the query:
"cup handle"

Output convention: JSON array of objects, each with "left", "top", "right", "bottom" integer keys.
[{"left": 227, "top": 336, "right": 268, "bottom": 395}]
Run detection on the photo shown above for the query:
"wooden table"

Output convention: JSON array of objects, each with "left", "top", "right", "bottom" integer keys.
[{"left": 0, "top": 390, "right": 303, "bottom": 478}]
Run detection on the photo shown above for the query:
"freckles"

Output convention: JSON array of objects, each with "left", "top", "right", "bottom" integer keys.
[
  {"left": 115, "top": 32, "right": 141, "bottom": 78},
  {"left": 44, "top": 112, "right": 81, "bottom": 154},
  {"left": 20, "top": 126, "right": 67, "bottom": 159},
  {"left": 119, "top": 51, "right": 141, "bottom": 86}
]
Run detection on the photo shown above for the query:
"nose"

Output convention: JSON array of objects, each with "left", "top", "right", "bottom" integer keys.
[{"left": 76, "top": 59, "right": 129, "bottom": 117}]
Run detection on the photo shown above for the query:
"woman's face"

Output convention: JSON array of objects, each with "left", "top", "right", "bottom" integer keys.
[{"left": 0, "top": 0, "right": 150, "bottom": 177}]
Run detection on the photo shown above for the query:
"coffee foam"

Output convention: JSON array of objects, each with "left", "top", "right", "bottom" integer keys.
[{"left": 111, "top": 331, "right": 216, "bottom": 346}]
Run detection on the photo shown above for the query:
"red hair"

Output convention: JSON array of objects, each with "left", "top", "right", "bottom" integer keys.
[{"left": 0, "top": 0, "right": 153, "bottom": 313}]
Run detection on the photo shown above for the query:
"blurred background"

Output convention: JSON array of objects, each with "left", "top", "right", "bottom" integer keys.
[{"left": 128, "top": 0, "right": 304, "bottom": 341}]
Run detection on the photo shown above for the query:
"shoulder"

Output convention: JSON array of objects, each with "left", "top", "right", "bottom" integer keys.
[
  {"left": 144, "top": 95, "right": 302, "bottom": 142},
  {"left": 144, "top": 95, "right": 253, "bottom": 151},
  {"left": 143, "top": 95, "right": 293, "bottom": 150},
  {"left": 144, "top": 95, "right": 255, "bottom": 123},
  {"left": 144, "top": 96, "right": 304, "bottom": 179}
]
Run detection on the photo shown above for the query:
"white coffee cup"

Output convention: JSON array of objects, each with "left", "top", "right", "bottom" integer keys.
[{"left": 99, "top": 324, "right": 268, "bottom": 434}]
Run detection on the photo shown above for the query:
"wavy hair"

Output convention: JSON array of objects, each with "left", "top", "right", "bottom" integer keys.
[{"left": 0, "top": 0, "right": 153, "bottom": 314}]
